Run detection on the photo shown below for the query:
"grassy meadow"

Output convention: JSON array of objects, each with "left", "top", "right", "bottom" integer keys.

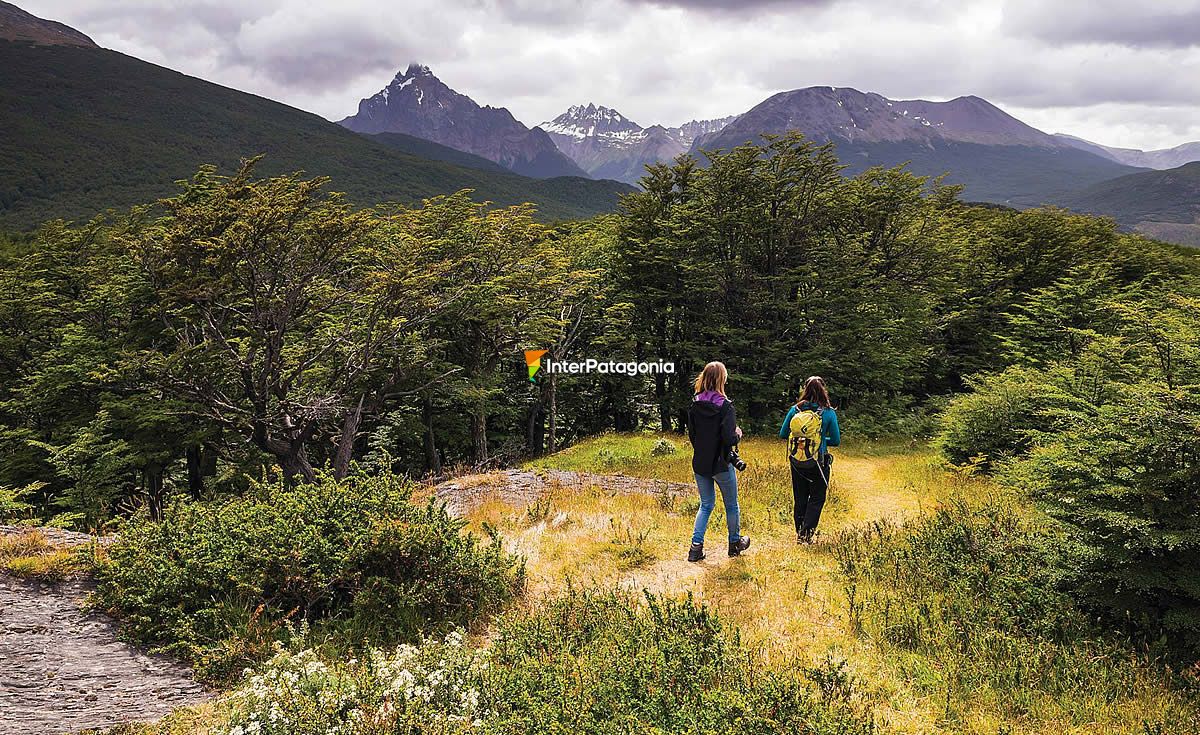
[{"left": 443, "top": 432, "right": 1198, "bottom": 735}]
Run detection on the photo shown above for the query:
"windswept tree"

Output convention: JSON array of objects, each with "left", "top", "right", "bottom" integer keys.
[{"left": 130, "top": 162, "right": 447, "bottom": 484}]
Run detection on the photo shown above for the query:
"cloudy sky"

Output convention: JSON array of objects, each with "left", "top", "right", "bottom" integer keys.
[{"left": 25, "top": 0, "right": 1200, "bottom": 150}]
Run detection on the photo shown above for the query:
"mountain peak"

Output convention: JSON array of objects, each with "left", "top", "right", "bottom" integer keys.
[
  {"left": 543, "top": 103, "right": 642, "bottom": 140},
  {"left": 702, "top": 85, "right": 1057, "bottom": 149},
  {"left": 404, "top": 62, "right": 434, "bottom": 78},
  {"left": 340, "top": 64, "right": 588, "bottom": 179}
]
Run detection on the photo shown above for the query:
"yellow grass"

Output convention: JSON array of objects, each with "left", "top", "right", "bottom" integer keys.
[
  {"left": 0, "top": 529, "right": 89, "bottom": 582},
  {"left": 455, "top": 432, "right": 1197, "bottom": 735}
]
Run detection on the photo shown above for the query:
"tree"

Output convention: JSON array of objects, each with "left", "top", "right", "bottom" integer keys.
[{"left": 129, "top": 162, "right": 442, "bottom": 484}]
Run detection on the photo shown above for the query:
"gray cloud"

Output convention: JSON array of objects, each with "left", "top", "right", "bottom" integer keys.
[
  {"left": 1002, "top": 0, "right": 1200, "bottom": 49},
  {"left": 17, "top": 0, "right": 1200, "bottom": 150},
  {"left": 626, "top": 0, "right": 830, "bottom": 8}
]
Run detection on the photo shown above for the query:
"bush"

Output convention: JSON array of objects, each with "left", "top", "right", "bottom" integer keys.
[
  {"left": 216, "top": 590, "right": 875, "bottom": 735},
  {"left": 481, "top": 589, "right": 873, "bottom": 734},
  {"left": 835, "top": 503, "right": 1075, "bottom": 651},
  {"left": 936, "top": 367, "right": 1085, "bottom": 471},
  {"left": 93, "top": 473, "right": 524, "bottom": 681},
  {"left": 1003, "top": 386, "right": 1200, "bottom": 660},
  {"left": 0, "top": 481, "right": 38, "bottom": 521}
]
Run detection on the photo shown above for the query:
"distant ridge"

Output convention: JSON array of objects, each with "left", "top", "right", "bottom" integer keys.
[
  {"left": 0, "top": 0, "right": 95, "bottom": 46},
  {"left": 365, "top": 132, "right": 510, "bottom": 174},
  {"left": 1054, "top": 134, "right": 1200, "bottom": 170},
  {"left": 692, "top": 86, "right": 1140, "bottom": 207},
  {"left": 1064, "top": 161, "right": 1200, "bottom": 246}
]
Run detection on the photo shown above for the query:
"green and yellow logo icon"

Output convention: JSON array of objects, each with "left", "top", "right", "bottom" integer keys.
[{"left": 524, "top": 350, "right": 548, "bottom": 382}]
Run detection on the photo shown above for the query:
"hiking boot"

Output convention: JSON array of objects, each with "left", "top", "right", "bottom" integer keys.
[
  {"left": 799, "top": 529, "right": 815, "bottom": 545},
  {"left": 728, "top": 535, "right": 751, "bottom": 557},
  {"left": 688, "top": 543, "right": 705, "bottom": 563}
]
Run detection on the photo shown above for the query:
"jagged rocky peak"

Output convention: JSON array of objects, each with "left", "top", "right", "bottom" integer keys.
[
  {"left": 544, "top": 103, "right": 642, "bottom": 139},
  {"left": 339, "top": 63, "right": 588, "bottom": 179},
  {"left": 670, "top": 116, "right": 737, "bottom": 146}
]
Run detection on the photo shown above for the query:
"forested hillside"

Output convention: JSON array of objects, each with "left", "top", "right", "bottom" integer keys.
[
  {"left": 1065, "top": 161, "right": 1200, "bottom": 245},
  {"left": 0, "top": 41, "right": 631, "bottom": 228}
]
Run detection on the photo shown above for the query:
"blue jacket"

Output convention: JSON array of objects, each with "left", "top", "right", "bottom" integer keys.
[{"left": 779, "top": 402, "right": 840, "bottom": 456}]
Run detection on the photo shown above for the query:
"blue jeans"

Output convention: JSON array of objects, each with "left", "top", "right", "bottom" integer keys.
[{"left": 691, "top": 468, "right": 741, "bottom": 544}]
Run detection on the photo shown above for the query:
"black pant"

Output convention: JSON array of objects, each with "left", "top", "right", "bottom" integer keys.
[{"left": 791, "top": 456, "right": 829, "bottom": 534}]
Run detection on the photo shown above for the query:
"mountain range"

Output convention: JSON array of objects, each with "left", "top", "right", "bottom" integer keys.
[
  {"left": 1, "top": 1, "right": 1197, "bottom": 246},
  {"left": 350, "top": 66, "right": 1195, "bottom": 243},
  {"left": 1054, "top": 134, "right": 1200, "bottom": 171},
  {"left": 687, "top": 87, "right": 1145, "bottom": 207}
]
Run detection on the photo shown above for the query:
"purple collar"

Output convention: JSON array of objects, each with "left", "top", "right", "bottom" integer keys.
[{"left": 695, "top": 390, "right": 726, "bottom": 406}]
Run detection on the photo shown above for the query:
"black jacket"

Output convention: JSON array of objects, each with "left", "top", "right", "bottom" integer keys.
[{"left": 687, "top": 396, "right": 739, "bottom": 477}]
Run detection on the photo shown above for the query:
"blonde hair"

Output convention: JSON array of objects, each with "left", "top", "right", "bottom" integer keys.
[{"left": 694, "top": 361, "right": 728, "bottom": 396}]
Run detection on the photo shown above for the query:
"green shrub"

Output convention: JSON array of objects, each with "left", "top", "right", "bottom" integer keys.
[
  {"left": 836, "top": 503, "right": 1074, "bottom": 650},
  {"left": 1003, "top": 386, "right": 1200, "bottom": 660},
  {"left": 93, "top": 473, "right": 524, "bottom": 681},
  {"left": 216, "top": 590, "right": 875, "bottom": 735},
  {"left": 936, "top": 367, "right": 1085, "bottom": 471},
  {"left": 0, "top": 481, "right": 38, "bottom": 521}
]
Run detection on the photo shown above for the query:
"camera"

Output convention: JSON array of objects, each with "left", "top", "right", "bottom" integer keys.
[{"left": 727, "top": 446, "right": 747, "bottom": 472}]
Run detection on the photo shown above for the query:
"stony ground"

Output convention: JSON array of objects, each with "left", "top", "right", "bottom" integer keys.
[
  {"left": 430, "top": 467, "right": 691, "bottom": 516},
  {"left": 0, "top": 470, "right": 681, "bottom": 735},
  {"left": 0, "top": 531, "right": 207, "bottom": 735}
]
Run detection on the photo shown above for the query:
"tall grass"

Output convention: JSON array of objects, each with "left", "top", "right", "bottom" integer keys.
[{"left": 833, "top": 502, "right": 1199, "bottom": 732}]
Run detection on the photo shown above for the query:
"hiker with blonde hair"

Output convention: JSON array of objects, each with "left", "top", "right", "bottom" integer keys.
[
  {"left": 685, "top": 361, "right": 751, "bottom": 562},
  {"left": 780, "top": 376, "right": 840, "bottom": 544}
]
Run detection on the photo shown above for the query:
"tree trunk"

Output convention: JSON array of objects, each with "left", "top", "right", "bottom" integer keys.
[
  {"left": 472, "top": 406, "right": 488, "bottom": 465},
  {"left": 280, "top": 447, "right": 317, "bottom": 487},
  {"left": 526, "top": 394, "right": 545, "bottom": 456},
  {"left": 656, "top": 372, "right": 671, "bottom": 431},
  {"left": 332, "top": 395, "right": 365, "bottom": 480},
  {"left": 422, "top": 396, "right": 442, "bottom": 475},
  {"left": 185, "top": 445, "right": 204, "bottom": 500},
  {"left": 145, "top": 467, "right": 165, "bottom": 520}
]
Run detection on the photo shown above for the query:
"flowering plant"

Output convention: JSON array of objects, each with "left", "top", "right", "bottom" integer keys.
[{"left": 223, "top": 632, "right": 488, "bottom": 735}]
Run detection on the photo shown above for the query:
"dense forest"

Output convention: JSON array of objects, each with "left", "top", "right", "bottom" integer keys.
[{"left": 3, "top": 133, "right": 1199, "bottom": 663}]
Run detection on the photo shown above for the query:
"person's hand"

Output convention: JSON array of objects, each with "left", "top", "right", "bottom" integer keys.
[{"left": 735, "top": 426, "right": 743, "bottom": 439}]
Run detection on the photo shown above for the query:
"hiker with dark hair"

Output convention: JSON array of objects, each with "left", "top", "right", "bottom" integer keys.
[
  {"left": 780, "top": 376, "right": 841, "bottom": 544},
  {"left": 686, "top": 361, "right": 751, "bottom": 562}
]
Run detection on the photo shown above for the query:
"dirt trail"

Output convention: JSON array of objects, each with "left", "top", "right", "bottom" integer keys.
[{"left": 0, "top": 531, "right": 207, "bottom": 735}]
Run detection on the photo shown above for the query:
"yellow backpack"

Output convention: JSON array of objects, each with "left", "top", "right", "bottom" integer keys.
[{"left": 788, "top": 407, "right": 823, "bottom": 465}]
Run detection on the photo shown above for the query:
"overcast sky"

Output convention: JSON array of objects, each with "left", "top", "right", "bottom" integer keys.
[{"left": 25, "top": 0, "right": 1200, "bottom": 150}]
